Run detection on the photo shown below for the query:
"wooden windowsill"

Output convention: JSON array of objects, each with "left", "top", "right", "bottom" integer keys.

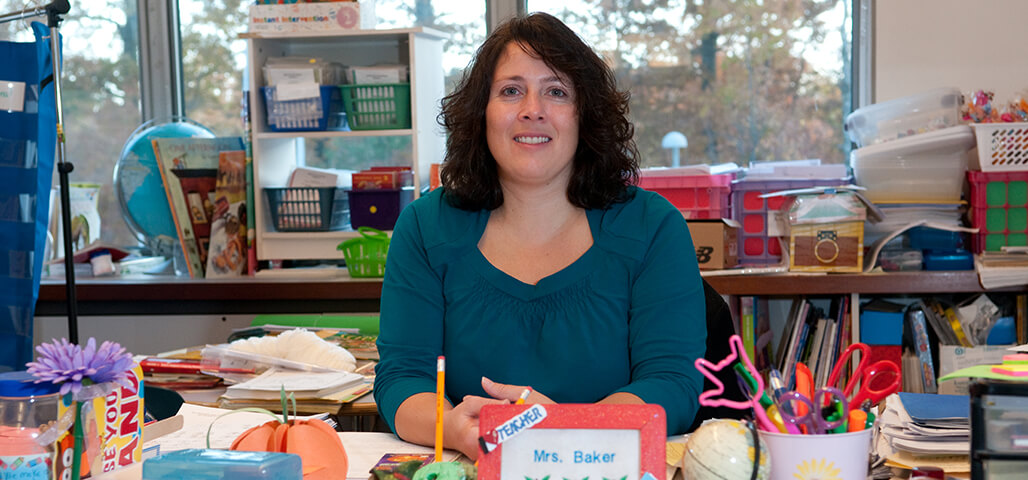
[{"left": 36, "top": 270, "right": 1017, "bottom": 316}]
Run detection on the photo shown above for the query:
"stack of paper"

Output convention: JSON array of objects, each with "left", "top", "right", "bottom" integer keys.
[
  {"left": 976, "top": 248, "right": 1028, "bottom": 289},
  {"left": 876, "top": 393, "right": 970, "bottom": 477},
  {"left": 223, "top": 367, "right": 367, "bottom": 400}
]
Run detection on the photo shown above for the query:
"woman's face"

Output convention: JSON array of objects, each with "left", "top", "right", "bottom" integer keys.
[{"left": 485, "top": 42, "right": 579, "bottom": 190}]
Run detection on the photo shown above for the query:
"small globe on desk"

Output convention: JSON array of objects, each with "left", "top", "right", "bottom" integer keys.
[
  {"left": 682, "top": 419, "right": 771, "bottom": 480},
  {"left": 113, "top": 117, "right": 213, "bottom": 255}
]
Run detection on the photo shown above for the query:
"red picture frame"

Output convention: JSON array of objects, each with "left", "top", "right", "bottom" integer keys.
[{"left": 477, "top": 404, "right": 666, "bottom": 480}]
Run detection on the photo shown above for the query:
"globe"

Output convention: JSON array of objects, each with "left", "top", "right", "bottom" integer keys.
[
  {"left": 682, "top": 419, "right": 771, "bottom": 480},
  {"left": 113, "top": 118, "right": 213, "bottom": 253}
]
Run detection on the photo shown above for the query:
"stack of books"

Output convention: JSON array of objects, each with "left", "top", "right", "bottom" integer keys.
[{"left": 140, "top": 357, "right": 253, "bottom": 391}]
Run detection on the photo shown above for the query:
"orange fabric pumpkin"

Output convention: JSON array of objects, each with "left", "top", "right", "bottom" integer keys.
[{"left": 231, "top": 418, "right": 348, "bottom": 480}]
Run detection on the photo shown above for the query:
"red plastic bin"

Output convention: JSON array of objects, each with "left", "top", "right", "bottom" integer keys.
[
  {"left": 637, "top": 174, "right": 733, "bottom": 220},
  {"left": 730, "top": 177, "right": 851, "bottom": 265},
  {"left": 967, "top": 170, "right": 1028, "bottom": 253}
]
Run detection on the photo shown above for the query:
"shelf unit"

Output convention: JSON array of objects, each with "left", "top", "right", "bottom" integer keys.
[{"left": 245, "top": 28, "right": 447, "bottom": 261}]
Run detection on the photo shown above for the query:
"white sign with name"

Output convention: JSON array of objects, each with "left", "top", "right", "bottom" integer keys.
[
  {"left": 500, "top": 428, "right": 641, "bottom": 480},
  {"left": 0, "top": 81, "right": 26, "bottom": 112}
]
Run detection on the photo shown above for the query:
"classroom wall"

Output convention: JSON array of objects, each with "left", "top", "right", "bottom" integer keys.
[
  {"left": 874, "top": 0, "right": 1028, "bottom": 103},
  {"left": 34, "top": 315, "right": 254, "bottom": 355}
]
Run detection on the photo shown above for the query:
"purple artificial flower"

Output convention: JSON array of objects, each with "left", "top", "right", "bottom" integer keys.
[{"left": 26, "top": 337, "right": 136, "bottom": 396}]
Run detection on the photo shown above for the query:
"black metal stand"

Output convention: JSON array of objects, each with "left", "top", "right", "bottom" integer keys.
[{"left": 0, "top": 0, "right": 77, "bottom": 343}]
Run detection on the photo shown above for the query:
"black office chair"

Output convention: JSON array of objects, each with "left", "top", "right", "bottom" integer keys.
[
  {"left": 144, "top": 385, "right": 184, "bottom": 422},
  {"left": 687, "top": 278, "right": 749, "bottom": 432}
]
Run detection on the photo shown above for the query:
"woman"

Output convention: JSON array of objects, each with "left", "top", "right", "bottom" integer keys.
[{"left": 374, "top": 12, "right": 706, "bottom": 459}]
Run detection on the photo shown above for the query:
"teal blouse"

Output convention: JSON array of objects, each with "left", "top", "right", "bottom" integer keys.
[{"left": 374, "top": 186, "right": 707, "bottom": 435}]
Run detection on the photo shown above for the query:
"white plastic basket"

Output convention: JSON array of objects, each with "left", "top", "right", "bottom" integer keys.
[{"left": 972, "top": 122, "right": 1028, "bottom": 171}]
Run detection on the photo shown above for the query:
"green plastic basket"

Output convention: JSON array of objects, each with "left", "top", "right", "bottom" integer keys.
[
  {"left": 337, "top": 226, "right": 390, "bottom": 277},
  {"left": 339, "top": 83, "right": 411, "bottom": 130}
]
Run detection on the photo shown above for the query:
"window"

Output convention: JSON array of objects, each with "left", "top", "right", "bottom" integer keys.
[
  {"left": 0, "top": 1, "right": 143, "bottom": 251},
  {"left": 179, "top": 0, "right": 247, "bottom": 138},
  {"left": 179, "top": 0, "right": 488, "bottom": 176},
  {"left": 9, "top": 0, "right": 856, "bottom": 254},
  {"left": 301, "top": 0, "right": 488, "bottom": 172},
  {"left": 527, "top": 0, "right": 853, "bottom": 168}
]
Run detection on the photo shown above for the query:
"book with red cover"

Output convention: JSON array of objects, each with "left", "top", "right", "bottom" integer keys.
[
  {"left": 139, "top": 357, "right": 254, "bottom": 375},
  {"left": 352, "top": 171, "right": 399, "bottom": 190}
]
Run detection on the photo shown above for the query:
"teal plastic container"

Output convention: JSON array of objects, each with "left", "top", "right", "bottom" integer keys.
[{"left": 142, "top": 449, "right": 302, "bottom": 480}]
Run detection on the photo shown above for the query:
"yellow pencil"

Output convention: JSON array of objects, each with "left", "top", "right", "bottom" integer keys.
[
  {"left": 515, "top": 387, "right": 531, "bottom": 405},
  {"left": 435, "top": 356, "right": 445, "bottom": 462}
]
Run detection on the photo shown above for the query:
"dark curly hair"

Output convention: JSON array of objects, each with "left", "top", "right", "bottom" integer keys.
[{"left": 438, "top": 12, "right": 639, "bottom": 211}]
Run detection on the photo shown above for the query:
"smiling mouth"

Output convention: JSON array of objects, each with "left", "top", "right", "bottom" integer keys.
[{"left": 514, "top": 136, "right": 551, "bottom": 145}]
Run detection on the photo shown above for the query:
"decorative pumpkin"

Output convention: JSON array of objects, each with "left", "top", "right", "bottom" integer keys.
[
  {"left": 231, "top": 417, "right": 348, "bottom": 480},
  {"left": 216, "top": 389, "right": 348, "bottom": 480}
]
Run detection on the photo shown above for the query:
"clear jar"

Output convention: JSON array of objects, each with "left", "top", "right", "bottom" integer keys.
[{"left": 0, "top": 371, "right": 60, "bottom": 480}]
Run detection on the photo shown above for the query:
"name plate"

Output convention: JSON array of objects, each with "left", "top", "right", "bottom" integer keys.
[{"left": 477, "top": 404, "right": 666, "bottom": 480}]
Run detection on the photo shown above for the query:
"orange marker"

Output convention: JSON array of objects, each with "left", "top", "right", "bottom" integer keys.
[{"left": 848, "top": 409, "right": 867, "bottom": 432}]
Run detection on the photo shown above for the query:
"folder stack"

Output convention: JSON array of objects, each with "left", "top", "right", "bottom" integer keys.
[{"left": 875, "top": 392, "right": 970, "bottom": 478}]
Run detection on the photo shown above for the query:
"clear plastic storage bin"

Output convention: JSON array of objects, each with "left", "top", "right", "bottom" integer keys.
[
  {"left": 844, "top": 87, "right": 963, "bottom": 147},
  {"left": 850, "top": 125, "right": 975, "bottom": 203}
]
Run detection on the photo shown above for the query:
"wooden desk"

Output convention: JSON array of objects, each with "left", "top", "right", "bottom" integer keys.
[{"left": 37, "top": 274, "right": 383, "bottom": 316}]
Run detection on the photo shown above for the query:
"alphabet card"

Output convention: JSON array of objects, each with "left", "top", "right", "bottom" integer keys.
[{"left": 477, "top": 404, "right": 666, "bottom": 480}]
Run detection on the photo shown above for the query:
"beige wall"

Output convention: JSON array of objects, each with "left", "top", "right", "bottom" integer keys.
[{"left": 874, "top": 0, "right": 1028, "bottom": 103}]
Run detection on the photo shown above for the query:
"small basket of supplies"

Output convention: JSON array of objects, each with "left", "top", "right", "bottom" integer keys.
[
  {"left": 337, "top": 226, "right": 390, "bottom": 277},
  {"left": 339, "top": 83, "right": 411, "bottom": 130},
  {"left": 265, "top": 186, "right": 348, "bottom": 232}
]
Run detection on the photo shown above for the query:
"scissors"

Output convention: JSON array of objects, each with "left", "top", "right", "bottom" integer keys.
[
  {"left": 777, "top": 386, "right": 848, "bottom": 435},
  {"left": 827, "top": 343, "right": 901, "bottom": 410}
]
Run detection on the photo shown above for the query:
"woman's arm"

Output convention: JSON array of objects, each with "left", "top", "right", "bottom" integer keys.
[
  {"left": 614, "top": 196, "right": 707, "bottom": 434},
  {"left": 394, "top": 392, "right": 504, "bottom": 460},
  {"left": 374, "top": 203, "right": 446, "bottom": 435}
]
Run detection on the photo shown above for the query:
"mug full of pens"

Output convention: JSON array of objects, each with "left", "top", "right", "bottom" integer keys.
[
  {"left": 695, "top": 337, "right": 900, "bottom": 480},
  {"left": 760, "top": 427, "right": 873, "bottom": 480}
]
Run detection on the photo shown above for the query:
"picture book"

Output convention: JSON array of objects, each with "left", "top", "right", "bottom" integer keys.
[
  {"left": 152, "top": 136, "right": 244, "bottom": 278},
  {"left": 206, "top": 150, "right": 248, "bottom": 278},
  {"left": 739, "top": 295, "right": 755, "bottom": 363},
  {"left": 369, "top": 453, "right": 433, "bottom": 480},
  {"left": 242, "top": 87, "right": 257, "bottom": 276},
  {"left": 907, "top": 307, "right": 938, "bottom": 393},
  {"left": 329, "top": 333, "right": 379, "bottom": 360}
]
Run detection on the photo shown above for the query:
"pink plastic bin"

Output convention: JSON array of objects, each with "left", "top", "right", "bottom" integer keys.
[{"left": 637, "top": 174, "right": 733, "bottom": 220}]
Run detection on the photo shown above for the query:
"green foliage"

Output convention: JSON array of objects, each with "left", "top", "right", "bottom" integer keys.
[{"left": 544, "top": 0, "right": 848, "bottom": 167}]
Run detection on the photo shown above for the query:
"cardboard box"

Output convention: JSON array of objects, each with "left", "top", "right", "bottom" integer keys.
[
  {"left": 937, "top": 345, "right": 1010, "bottom": 395},
  {"left": 687, "top": 219, "right": 739, "bottom": 270},
  {"left": 248, "top": 1, "right": 376, "bottom": 34}
]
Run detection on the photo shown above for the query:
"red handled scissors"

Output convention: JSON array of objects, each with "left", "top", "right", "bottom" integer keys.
[{"left": 827, "top": 342, "right": 901, "bottom": 410}]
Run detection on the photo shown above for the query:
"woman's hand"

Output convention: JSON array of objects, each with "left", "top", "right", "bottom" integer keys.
[
  {"left": 444, "top": 395, "right": 506, "bottom": 460},
  {"left": 481, "top": 377, "right": 555, "bottom": 404}
]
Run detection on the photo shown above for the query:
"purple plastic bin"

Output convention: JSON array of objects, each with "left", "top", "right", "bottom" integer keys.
[
  {"left": 730, "top": 177, "right": 851, "bottom": 265},
  {"left": 348, "top": 189, "right": 414, "bottom": 230}
]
